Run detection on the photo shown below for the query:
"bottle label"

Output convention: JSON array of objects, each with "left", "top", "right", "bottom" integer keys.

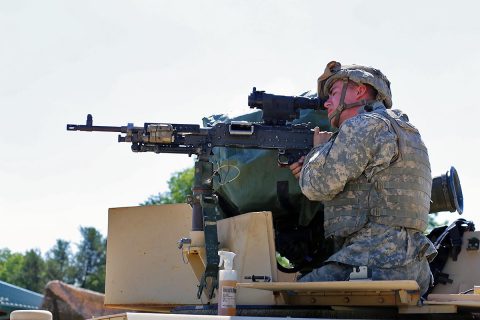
[{"left": 220, "top": 286, "right": 237, "bottom": 308}]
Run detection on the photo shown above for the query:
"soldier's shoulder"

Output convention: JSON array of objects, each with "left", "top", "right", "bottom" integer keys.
[{"left": 341, "top": 112, "right": 392, "bottom": 137}]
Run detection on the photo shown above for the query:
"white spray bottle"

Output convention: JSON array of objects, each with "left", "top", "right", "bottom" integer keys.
[{"left": 218, "top": 250, "right": 237, "bottom": 316}]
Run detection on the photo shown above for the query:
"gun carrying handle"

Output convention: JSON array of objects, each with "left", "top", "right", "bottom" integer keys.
[{"left": 229, "top": 122, "right": 254, "bottom": 136}]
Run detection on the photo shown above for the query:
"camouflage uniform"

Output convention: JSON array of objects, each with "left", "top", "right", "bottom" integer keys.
[{"left": 298, "top": 101, "right": 436, "bottom": 295}]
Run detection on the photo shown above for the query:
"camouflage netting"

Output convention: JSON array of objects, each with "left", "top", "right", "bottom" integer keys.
[{"left": 41, "top": 281, "right": 131, "bottom": 320}]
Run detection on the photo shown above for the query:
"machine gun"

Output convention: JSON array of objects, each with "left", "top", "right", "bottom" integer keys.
[
  {"left": 67, "top": 87, "right": 324, "bottom": 299},
  {"left": 66, "top": 87, "right": 464, "bottom": 300}
]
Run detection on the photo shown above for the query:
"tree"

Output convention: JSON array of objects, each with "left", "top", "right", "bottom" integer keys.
[
  {"left": 20, "top": 249, "right": 46, "bottom": 293},
  {"left": 0, "top": 249, "right": 24, "bottom": 286},
  {"left": 0, "top": 248, "right": 47, "bottom": 293},
  {"left": 0, "top": 248, "right": 12, "bottom": 270},
  {"left": 0, "top": 229, "right": 110, "bottom": 294},
  {"left": 141, "top": 167, "right": 194, "bottom": 205},
  {"left": 73, "top": 227, "right": 106, "bottom": 292},
  {"left": 45, "top": 239, "right": 75, "bottom": 284}
]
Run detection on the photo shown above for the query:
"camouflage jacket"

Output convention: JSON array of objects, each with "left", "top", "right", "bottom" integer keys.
[
  {"left": 299, "top": 102, "right": 436, "bottom": 267},
  {"left": 300, "top": 102, "right": 399, "bottom": 202}
]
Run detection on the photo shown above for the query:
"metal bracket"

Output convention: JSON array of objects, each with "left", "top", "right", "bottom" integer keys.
[
  {"left": 244, "top": 275, "right": 272, "bottom": 282},
  {"left": 196, "top": 192, "right": 220, "bottom": 300}
]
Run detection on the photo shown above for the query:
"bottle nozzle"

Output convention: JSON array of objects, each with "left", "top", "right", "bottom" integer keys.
[{"left": 218, "top": 250, "right": 236, "bottom": 270}]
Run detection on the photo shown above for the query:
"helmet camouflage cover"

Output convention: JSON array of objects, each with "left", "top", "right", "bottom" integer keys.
[{"left": 317, "top": 61, "right": 393, "bottom": 108}]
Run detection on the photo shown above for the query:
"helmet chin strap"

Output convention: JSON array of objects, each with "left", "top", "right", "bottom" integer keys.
[
  {"left": 328, "top": 79, "right": 349, "bottom": 129},
  {"left": 328, "top": 78, "right": 375, "bottom": 128}
]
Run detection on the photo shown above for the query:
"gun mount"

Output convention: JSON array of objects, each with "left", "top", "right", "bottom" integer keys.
[{"left": 67, "top": 88, "right": 322, "bottom": 299}]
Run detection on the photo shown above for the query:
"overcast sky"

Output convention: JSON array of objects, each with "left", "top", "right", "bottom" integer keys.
[{"left": 1, "top": 0, "right": 479, "bottom": 254}]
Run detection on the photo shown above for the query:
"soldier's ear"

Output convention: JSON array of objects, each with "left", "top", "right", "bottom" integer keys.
[{"left": 356, "top": 84, "right": 368, "bottom": 97}]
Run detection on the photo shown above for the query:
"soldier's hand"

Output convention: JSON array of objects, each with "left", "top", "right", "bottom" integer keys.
[
  {"left": 289, "top": 156, "right": 305, "bottom": 179},
  {"left": 313, "top": 127, "right": 332, "bottom": 146}
]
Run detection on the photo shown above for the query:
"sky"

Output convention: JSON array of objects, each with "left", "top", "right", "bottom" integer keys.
[{"left": 1, "top": 0, "right": 479, "bottom": 254}]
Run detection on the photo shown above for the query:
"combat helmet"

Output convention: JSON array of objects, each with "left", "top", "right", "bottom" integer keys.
[{"left": 317, "top": 61, "right": 392, "bottom": 128}]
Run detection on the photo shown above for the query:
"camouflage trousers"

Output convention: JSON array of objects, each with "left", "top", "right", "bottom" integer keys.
[{"left": 298, "top": 258, "right": 433, "bottom": 296}]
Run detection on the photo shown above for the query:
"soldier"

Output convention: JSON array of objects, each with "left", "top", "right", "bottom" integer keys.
[{"left": 289, "top": 61, "right": 437, "bottom": 295}]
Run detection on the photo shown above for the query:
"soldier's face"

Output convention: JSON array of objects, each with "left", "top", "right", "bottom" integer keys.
[{"left": 325, "top": 80, "right": 361, "bottom": 126}]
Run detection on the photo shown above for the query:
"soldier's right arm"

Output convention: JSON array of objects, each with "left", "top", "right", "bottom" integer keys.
[{"left": 298, "top": 114, "right": 398, "bottom": 201}]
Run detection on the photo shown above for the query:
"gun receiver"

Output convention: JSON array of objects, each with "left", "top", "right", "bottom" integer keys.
[
  {"left": 67, "top": 117, "right": 315, "bottom": 164},
  {"left": 67, "top": 88, "right": 323, "bottom": 300}
]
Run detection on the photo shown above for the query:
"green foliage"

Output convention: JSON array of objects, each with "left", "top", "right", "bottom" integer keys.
[
  {"left": 20, "top": 249, "right": 46, "bottom": 293},
  {"left": 45, "top": 239, "right": 75, "bottom": 284},
  {"left": 0, "top": 249, "right": 46, "bottom": 293},
  {"left": 73, "top": 226, "right": 106, "bottom": 293},
  {"left": 141, "top": 167, "right": 194, "bottom": 205},
  {"left": 0, "top": 248, "right": 12, "bottom": 271},
  {"left": 0, "top": 249, "right": 24, "bottom": 285},
  {"left": 0, "top": 227, "right": 107, "bottom": 294}
]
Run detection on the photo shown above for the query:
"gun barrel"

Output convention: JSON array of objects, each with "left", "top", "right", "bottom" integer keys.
[
  {"left": 66, "top": 114, "right": 129, "bottom": 133},
  {"left": 66, "top": 124, "right": 126, "bottom": 132}
]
